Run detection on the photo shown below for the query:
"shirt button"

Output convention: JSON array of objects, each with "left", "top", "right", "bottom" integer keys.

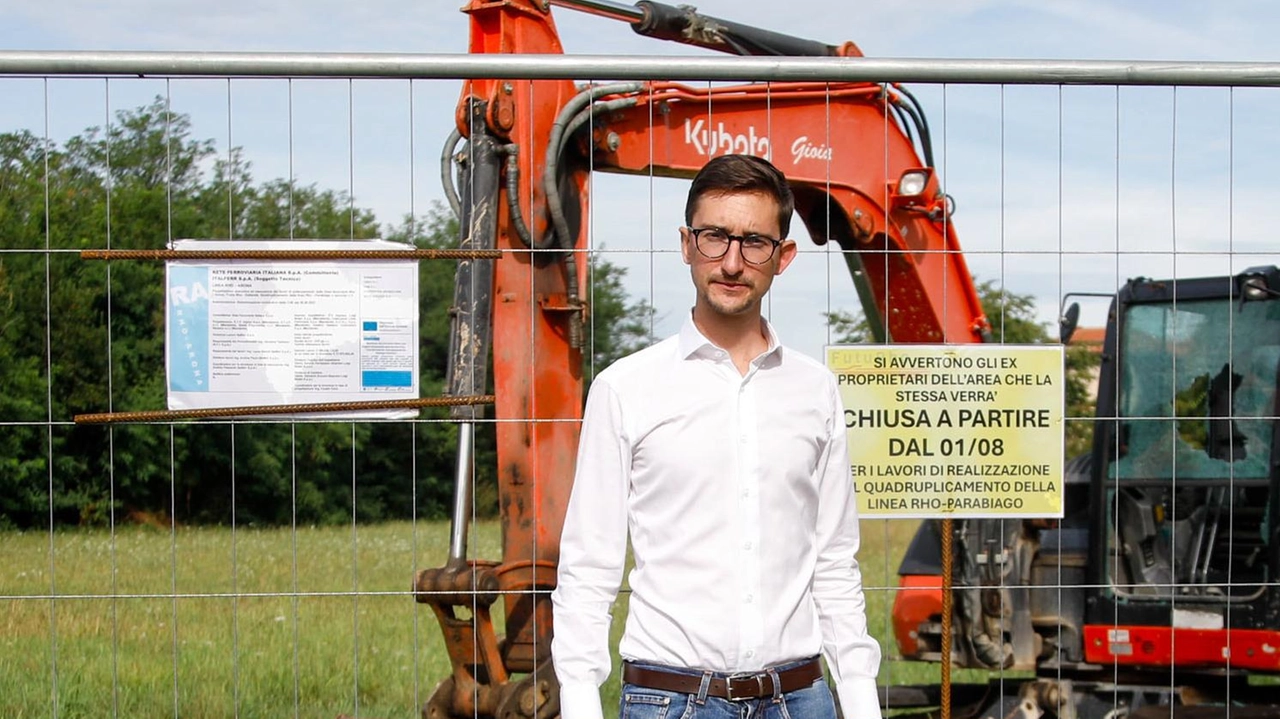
[
  {"left": 745, "top": 594, "right": 754, "bottom": 603},
  {"left": 745, "top": 650, "right": 755, "bottom": 658},
  {"left": 743, "top": 541, "right": 753, "bottom": 550}
]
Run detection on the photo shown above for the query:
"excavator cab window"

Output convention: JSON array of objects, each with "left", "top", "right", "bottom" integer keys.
[
  {"left": 1106, "top": 292, "right": 1280, "bottom": 598},
  {"left": 1113, "top": 300, "right": 1278, "bottom": 480}
]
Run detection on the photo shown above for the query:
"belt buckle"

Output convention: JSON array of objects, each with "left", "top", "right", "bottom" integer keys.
[{"left": 725, "top": 672, "right": 766, "bottom": 702}]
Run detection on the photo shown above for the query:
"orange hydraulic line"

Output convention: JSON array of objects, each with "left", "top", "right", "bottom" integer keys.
[{"left": 637, "top": 80, "right": 884, "bottom": 104}]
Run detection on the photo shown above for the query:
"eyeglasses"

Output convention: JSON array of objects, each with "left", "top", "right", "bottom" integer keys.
[{"left": 687, "top": 227, "right": 783, "bottom": 265}]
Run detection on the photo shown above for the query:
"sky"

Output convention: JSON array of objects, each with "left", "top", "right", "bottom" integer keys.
[{"left": 4, "top": 0, "right": 1280, "bottom": 360}]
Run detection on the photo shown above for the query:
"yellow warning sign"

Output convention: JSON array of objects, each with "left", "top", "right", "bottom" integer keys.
[{"left": 827, "top": 345, "right": 1064, "bottom": 519}]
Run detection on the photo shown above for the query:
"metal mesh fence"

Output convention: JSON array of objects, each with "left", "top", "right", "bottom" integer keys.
[{"left": 2, "top": 53, "right": 1279, "bottom": 718}]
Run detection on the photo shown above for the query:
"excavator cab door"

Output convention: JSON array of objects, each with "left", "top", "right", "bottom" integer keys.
[{"left": 1086, "top": 267, "right": 1280, "bottom": 664}]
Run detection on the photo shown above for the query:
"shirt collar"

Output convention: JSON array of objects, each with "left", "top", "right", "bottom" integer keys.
[{"left": 677, "top": 311, "right": 784, "bottom": 364}]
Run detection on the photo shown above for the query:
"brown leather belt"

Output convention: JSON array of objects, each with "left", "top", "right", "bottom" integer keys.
[{"left": 622, "top": 658, "right": 824, "bottom": 701}]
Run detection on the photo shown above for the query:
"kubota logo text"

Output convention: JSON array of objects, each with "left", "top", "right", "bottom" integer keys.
[
  {"left": 683, "top": 119, "right": 771, "bottom": 159},
  {"left": 681, "top": 120, "right": 834, "bottom": 166}
]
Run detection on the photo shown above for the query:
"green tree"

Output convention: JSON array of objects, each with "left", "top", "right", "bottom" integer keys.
[
  {"left": 0, "top": 100, "right": 656, "bottom": 528},
  {"left": 585, "top": 252, "right": 655, "bottom": 386}
]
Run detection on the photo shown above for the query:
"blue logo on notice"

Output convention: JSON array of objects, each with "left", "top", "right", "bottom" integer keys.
[{"left": 168, "top": 265, "right": 211, "bottom": 393}]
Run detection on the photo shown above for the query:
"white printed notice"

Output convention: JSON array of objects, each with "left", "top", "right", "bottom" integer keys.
[{"left": 165, "top": 239, "right": 419, "bottom": 419}]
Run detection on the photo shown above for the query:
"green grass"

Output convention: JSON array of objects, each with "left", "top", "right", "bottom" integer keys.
[{"left": 1, "top": 518, "right": 962, "bottom": 718}]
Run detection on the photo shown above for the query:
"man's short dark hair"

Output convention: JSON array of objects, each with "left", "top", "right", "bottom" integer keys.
[{"left": 685, "top": 154, "right": 795, "bottom": 238}]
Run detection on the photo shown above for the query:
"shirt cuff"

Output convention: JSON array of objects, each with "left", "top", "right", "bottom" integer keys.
[
  {"left": 559, "top": 680, "right": 605, "bottom": 719},
  {"left": 835, "top": 676, "right": 882, "bottom": 719}
]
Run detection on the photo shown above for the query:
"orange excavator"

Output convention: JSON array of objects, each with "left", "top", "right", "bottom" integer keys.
[{"left": 413, "top": 2, "right": 988, "bottom": 719}]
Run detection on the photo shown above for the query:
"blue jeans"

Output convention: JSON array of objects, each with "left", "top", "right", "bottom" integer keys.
[{"left": 618, "top": 660, "right": 837, "bottom": 719}]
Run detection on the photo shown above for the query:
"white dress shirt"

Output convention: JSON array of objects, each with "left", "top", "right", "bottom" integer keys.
[{"left": 551, "top": 316, "right": 882, "bottom": 719}]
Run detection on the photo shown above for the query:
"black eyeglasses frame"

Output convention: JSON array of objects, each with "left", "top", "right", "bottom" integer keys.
[{"left": 686, "top": 226, "right": 784, "bottom": 265}]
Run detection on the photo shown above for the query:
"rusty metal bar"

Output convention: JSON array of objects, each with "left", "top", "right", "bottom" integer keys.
[
  {"left": 74, "top": 395, "right": 495, "bottom": 425},
  {"left": 80, "top": 248, "right": 505, "bottom": 261},
  {"left": 940, "top": 517, "right": 954, "bottom": 719}
]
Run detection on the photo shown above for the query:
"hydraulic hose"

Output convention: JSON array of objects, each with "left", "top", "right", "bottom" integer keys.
[
  {"left": 893, "top": 85, "right": 935, "bottom": 169},
  {"left": 441, "top": 127, "right": 464, "bottom": 220},
  {"left": 562, "top": 96, "right": 640, "bottom": 144},
  {"left": 542, "top": 82, "right": 645, "bottom": 251},
  {"left": 540, "top": 83, "right": 643, "bottom": 348},
  {"left": 500, "top": 144, "right": 534, "bottom": 248}
]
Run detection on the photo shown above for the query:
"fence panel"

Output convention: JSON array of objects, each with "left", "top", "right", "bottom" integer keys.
[{"left": 2, "top": 53, "right": 1279, "bottom": 718}]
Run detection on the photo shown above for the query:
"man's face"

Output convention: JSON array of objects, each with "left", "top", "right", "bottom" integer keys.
[{"left": 681, "top": 190, "right": 797, "bottom": 319}]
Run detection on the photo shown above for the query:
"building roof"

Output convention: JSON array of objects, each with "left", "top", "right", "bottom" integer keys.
[{"left": 1070, "top": 326, "right": 1105, "bottom": 348}]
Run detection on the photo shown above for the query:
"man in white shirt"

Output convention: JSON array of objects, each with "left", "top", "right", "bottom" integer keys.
[{"left": 551, "top": 154, "right": 882, "bottom": 719}]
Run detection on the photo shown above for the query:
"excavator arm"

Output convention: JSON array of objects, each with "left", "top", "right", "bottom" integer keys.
[
  {"left": 414, "top": 3, "right": 988, "bottom": 719},
  {"left": 593, "top": 79, "right": 989, "bottom": 344}
]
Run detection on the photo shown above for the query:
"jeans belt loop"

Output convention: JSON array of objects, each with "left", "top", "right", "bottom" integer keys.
[
  {"left": 766, "top": 667, "right": 782, "bottom": 703},
  {"left": 695, "top": 671, "right": 712, "bottom": 705}
]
